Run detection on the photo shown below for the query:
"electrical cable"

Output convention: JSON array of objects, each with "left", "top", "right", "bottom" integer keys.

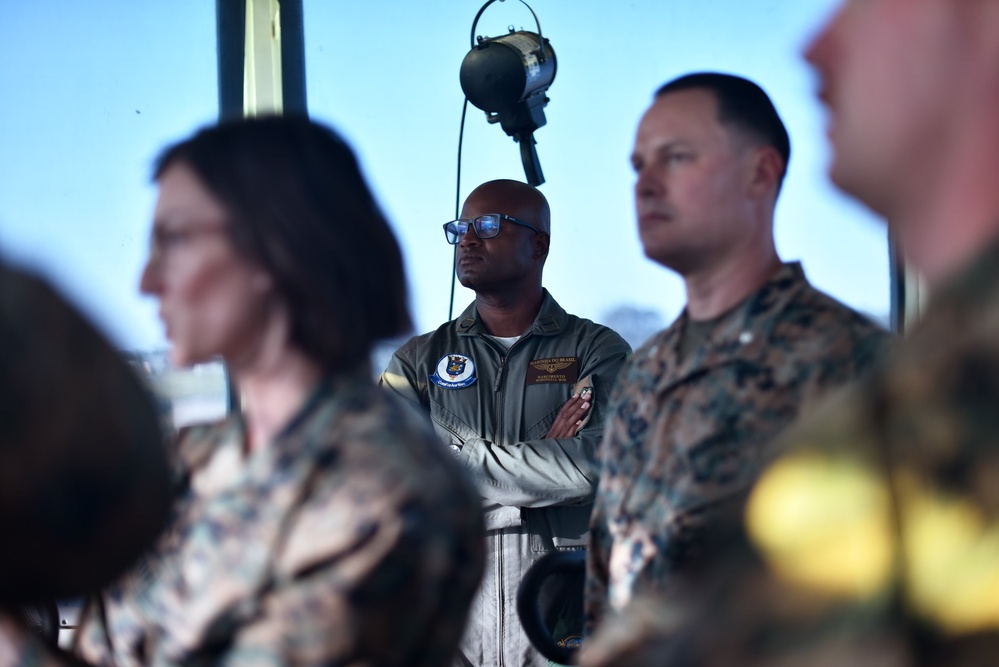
[
  {"left": 451, "top": 0, "right": 547, "bottom": 319},
  {"left": 449, "top": 97, "right": 470, "bottom": 321}
]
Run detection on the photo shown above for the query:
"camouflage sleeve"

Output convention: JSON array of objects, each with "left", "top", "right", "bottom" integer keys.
[
  {"left": 204, "top": 454, "right": 480, "bottom": 666},
  {"left": 772, "top": 296, "right": 891, "bottom": 417},
  {"left": 583, "top": 364, "right": 632, "bottom": 634},
  {"left": 459, "top": 329, "right": 631, "bottom": 508},
  {"left": 579, "top": 388, "right": 915, "bottom": 667},
  {"left": 584, "top": 466, "right": 614, "bottom": 635},
  {"left": 210, "top": 548, "right": 424, "bottom": 666}
]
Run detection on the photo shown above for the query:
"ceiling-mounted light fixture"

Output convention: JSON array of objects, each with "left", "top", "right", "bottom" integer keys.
[{"left": 459, "top": 0, "right": 556, "bottom": 186}]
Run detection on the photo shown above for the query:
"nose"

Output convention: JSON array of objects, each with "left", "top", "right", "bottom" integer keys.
[
  {"left": 458, "top": 225, "right": 481, "bottom": 248},
  {"left": 139, "top": 253, "right": 162, "bottom": 296},
  {"left": 634, "top": 164, "right": 663, "bottom": 200},
  {"left": 804, "top": 4, "right": 840, "bottom": 72}
]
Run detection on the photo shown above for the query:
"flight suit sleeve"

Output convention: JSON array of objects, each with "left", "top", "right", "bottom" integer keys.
[
  {"left": 458, "top": 329, "right": 630, "bottom": 509},
  {"left": 378, "top": 340, "right": 426, "bottom": 408}
]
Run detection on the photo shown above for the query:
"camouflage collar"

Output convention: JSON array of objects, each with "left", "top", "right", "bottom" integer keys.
[
  {"left": 654, "top": 262, "right": 808, "bottom": 392},
  {"left": 916, "top": 236, "right": 999, "bottom": 330},
  {"left": 453, "top": 288, "right": 567, "bottom": 337},
  {"left": 175, "top": 370, "right": 372, "bottom": 483}
]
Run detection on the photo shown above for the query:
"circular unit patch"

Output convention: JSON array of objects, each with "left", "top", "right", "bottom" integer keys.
[{"left": 430, "top": 353, "right": 477, "bottom": 389}]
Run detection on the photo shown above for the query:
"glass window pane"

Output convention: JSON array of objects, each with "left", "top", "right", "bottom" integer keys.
[
  {"left": 303, "top": 0, "right": 889, "bottom": 351},
  {"left": 0, "top": 2, "right": 227, "bottom": 428}
]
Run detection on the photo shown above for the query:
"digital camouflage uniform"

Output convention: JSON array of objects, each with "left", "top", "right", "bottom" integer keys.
[
  {"left": 68, "top": 370, "right": 485, "bottom": 667},
  {"left": 580, "top": 243, "right": 999, "bottom": 667},
  {"left": 380, "top": 291, "right": 630, "bottom": 667},
  {"left": 586, "top": 262, "right": 888, "bottom": 631}
]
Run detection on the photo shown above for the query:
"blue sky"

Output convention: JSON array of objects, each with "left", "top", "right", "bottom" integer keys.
[{"left": 0, "top": 0, "right": 887, "bottom": 353}]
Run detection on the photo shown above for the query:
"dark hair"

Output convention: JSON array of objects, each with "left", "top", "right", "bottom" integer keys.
[
  {"left": 154, "top": 115, "right": 412, "bottom": 373},
  {"left": 656, "top": 72, "right": 791, "bottom": 187}
]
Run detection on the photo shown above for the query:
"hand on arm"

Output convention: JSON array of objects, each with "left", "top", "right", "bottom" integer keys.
[
  {"left": 464, "top": 334, "right": 631, "bottom": 508},
  {"left": 545, "top": 389, "right": 593, "bottom": 439}
]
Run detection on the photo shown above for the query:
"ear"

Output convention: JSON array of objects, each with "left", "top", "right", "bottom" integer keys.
[
  {"left": 746, "top": 145, "right": 784, "bottom": 200},
  {"left": 533, "top": 232, "right": 550, "bottom": 260}
]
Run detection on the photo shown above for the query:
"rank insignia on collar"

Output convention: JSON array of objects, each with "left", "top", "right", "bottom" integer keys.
[{"left": 430, "top": 353, "right": 477, "bottom": 389}]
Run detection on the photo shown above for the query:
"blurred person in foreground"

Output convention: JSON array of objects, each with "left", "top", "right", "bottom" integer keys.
[
  {"left": 380, "top": 179, "right": 631, "bottom": 666},
  {"left": 0, "top": 262, "right": 171, "bottom": 665},
  {"left": 584, "top": 72, "right": 887, "bottom": 635},
  {"left": 580, "top": 2, "right": 999, "bottom": 666},
  {"left": 59, "top": 117, "right": 485, "bottom": 666}
]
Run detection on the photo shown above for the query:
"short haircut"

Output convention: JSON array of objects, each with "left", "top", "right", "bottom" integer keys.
[
  {"left": 154, "top": 116, "right": 412, "bottom": 373},
  {"left": 656, "top": 72, "right": 791, "bottom": 187}
]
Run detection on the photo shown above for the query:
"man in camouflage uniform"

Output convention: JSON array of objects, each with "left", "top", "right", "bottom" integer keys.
[
  {"left": 381, "top": 179, "right": 630, "bottom": 666},
  {"left": 585, "top": 73, "right": 887, "bottom": 631},
  {"left": 581, "top": 2, "right": 999, "bottom": 665}
]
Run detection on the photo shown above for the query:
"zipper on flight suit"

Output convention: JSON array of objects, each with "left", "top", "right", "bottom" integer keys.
[
  {"left": 497, "top": 529, "right": 505, "bottom": 667},
  {"left": 490, "top": 332, "right": 529, "bottom": 392},
  {"left": 493, "top": 355, "right": 506, "bottom": 391},
  {"left": 480, "top": 332, "right": 530, "bottom": 666}
]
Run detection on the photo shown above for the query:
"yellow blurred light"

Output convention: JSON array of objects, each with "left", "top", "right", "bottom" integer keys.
[
  {"left": 746, "top": 450, "right": 893, "bottom": 598},
  {"left": 898, "top": 477, "right": 999, "bottom": 634},
  {"left": 748, "top": 453, "right": 999, "bottom": 635}
]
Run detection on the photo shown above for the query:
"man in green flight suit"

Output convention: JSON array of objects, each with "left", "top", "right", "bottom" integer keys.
[{"left": 381, "top": 179, "right": 631, "bottom": 667}]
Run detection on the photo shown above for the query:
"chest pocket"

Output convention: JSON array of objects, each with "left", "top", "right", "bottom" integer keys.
[
  {"left": 428, "top": 398, "right": 479, "bottom": 446},
  {"left": 668, "top": 359, "right": 784, "bottom": 513},
  {"left": 524, "top": 383, "right": 575, "bottom": 440}
]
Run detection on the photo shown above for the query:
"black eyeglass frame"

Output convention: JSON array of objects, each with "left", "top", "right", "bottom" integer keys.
[{"left": 442, "top": 213, "right": 544, "bottom": 245}]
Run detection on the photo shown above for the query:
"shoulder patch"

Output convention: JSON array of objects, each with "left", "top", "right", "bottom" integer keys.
[{"left": 430, "top": 353, "right": 477, "bottom": 389}]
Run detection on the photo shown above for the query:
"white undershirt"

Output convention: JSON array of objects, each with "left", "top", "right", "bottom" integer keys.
[{"left": 487, "top": 335, "right": 521, "bottom": 349}]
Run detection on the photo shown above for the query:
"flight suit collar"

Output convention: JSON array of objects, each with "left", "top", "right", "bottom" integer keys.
[{"left": 453, "top": 288, "right": 567, "bottom": 337}]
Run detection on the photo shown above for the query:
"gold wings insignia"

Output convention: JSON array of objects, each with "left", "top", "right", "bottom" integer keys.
[{"left": 531, "top": 359, "right": 574, "bottom": 373}]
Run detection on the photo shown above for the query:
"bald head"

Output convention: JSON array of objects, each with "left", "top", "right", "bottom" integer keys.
[{"left": 461, "top": 179, "right": 551, "bottom": 235}]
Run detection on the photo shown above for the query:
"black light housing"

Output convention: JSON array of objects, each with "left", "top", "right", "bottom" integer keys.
[{"left": 460, "top": 3, "right": 556, "bottom": 186}]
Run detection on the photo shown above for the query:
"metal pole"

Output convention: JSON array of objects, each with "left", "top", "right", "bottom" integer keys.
[
  {"left": 216, "top": 0, "right": 247, "bottom": 121},
  {"left": 280, "top": 0, "right": 308, "bottom": 116}
]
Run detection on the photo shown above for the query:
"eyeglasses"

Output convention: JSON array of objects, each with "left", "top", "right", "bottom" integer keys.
[
  {"left": 442, "top": 213, "right": 543, "bottom": 245},
  {"left": 148, "top": 222, "right": 228, "bottom": 263}
]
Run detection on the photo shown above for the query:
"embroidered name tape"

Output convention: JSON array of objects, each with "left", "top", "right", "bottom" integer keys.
[
  {"left": 525, "top": 357, "right": 579, "bottom": 385},
  {"left": 430, "top": 353, "right": 477, "bottom": 389}
]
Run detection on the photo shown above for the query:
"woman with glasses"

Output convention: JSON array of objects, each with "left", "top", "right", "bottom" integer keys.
[{"left": 69, "top": 116, "right": 485, "bottom": 667}]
